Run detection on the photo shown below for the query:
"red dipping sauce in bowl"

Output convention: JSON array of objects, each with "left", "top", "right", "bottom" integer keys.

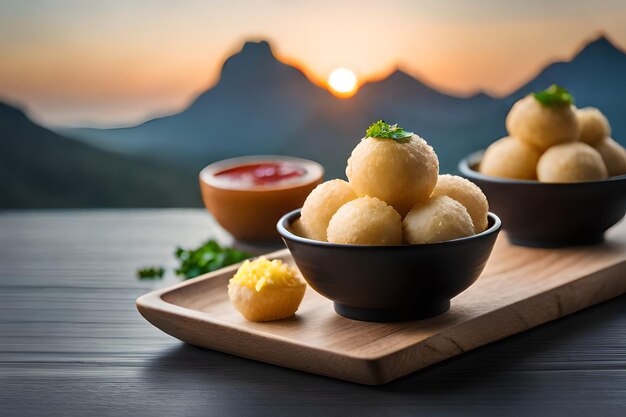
[
  {"left": 199, "top": 156, "right": 323, "bottom": 241},
  {"left": 214, "top": 162, "right": 306, "bottom": 187}
]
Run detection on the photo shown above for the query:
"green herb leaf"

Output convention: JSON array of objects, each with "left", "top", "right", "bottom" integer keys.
[
  {"left": 174, "top": 240, "right": 251, "bottom": 279},
  {"left": 366, "top": 120, "right": 413, "bottom": 141},
  {"left": 137, "top": 266, "right": 165, "bottom": 280},
  {"left": 533, "top": 85, "right": 574, "bottom": 107}
]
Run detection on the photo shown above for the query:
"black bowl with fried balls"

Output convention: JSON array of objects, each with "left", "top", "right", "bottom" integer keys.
[
  {"left": 460, "top": 151, "right": 626, "bottom": 247},
  {"left": 277, "top": 208, "right": 501, "bottom": 323}
]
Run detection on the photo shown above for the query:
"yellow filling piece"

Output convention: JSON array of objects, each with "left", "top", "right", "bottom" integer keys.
[{"left": 230, "top": 257, "right": 302, "bottom": 292}]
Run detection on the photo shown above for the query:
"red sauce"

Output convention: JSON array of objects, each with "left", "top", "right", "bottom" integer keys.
[{"left": 214, "top": 162, "right": 306, "bottom": 186}]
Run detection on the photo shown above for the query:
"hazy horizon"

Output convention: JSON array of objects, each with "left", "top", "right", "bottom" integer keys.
[{"left": 2, "top": 0, "right": 626, "bottom": 127}]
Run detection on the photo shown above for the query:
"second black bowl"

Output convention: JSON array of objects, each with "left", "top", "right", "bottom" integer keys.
[
  {"left": 460, "top": 151, "right": 626, "bottom": 247},
  {"left": 277, "top": 209, "right": 501, "bottom": 323}
]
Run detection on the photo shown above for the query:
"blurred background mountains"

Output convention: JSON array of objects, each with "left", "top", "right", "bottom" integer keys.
[{"left": 2, "top": 35, "right": 626, "bottom": 208}]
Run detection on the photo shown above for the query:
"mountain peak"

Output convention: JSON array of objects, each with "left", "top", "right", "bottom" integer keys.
[
  {"left": 576, "top": 34, "right": 624, "bottom": 59},
  {"left": 0, "top": 101, "right": 28, "bottom": 121},
  {"left": 586, "top": 34, "right": 616, "bottom": 48},
  {"left": 242, "top": 39, "right": 271, "bottom": 49},
  {"left": 387, "top": 69, "right": 415, "bottom": 82},
  {"left": 212, "top": 39, "right": 283, "bottom": 89},
  {"left": 219, "top": 40, "right": 278, "bottom": 75},
  {"left": 238, "top": 40, "right": 274, "bottom": 57},
  {"left": 377, "top": 68, "right": 442, "bottom": 96}
]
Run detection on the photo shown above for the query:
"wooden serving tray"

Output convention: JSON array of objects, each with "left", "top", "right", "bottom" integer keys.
[{"left": 136, "top": 221, "right": 626, "bottom": 385}]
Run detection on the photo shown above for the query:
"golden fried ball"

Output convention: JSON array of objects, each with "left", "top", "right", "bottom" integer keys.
[
  {"left": 506, "top": 95, "right": 579, "bottom": 151},
  {"left": 431, "top": 174, "right": 489, "bottom": 233},
  {"left": 480, "top": 136, "right": 541, "bottom": 180},
  {"left": 576, "top": 107, "right": 611, "bottom": 146},
  {"left": 537, "top": 142, "right": 608, "bottom": 183},
  {"left": 327, "top": 196, "right": 402, "bottom": 245},
  {"left": 300, "top": 179, "right": 357, "bottom": 242},
  {"left": 346, "top": 134, "right": 439, "bottom": 216},
  {"left": 289, "top": 218, "right": 307, "bottom": 238},
  {"left": 403, "top": 196, "right": 475, "bottom": 244},
  {"left": 594, "top": 138, "right": 626, "bottom": 177}
]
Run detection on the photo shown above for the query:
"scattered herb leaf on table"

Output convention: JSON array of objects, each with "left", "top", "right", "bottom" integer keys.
[
  {"left": 175, "top": 240, "right": 252, "bottom": 279},
  {"left": 137, "top": 267, "right": 165, "bottom": 280}
]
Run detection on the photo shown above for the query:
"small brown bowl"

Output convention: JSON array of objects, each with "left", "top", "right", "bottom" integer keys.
[
  {"left": 277, "top": 209, "right": 501, "bottom": 322},
  {"left": 200, "top": 156, "right": 323, "bottom": 242},
  {"left": 459, "top": 151, "right": 626, "bottom": 247}
]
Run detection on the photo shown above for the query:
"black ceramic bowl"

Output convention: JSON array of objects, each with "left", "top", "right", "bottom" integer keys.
[
  {"left": 459, "top": 151, "right": 626, "bottom": 248},
  {"left": 277, "top": 209, "right": 501, "bottom": 323}
]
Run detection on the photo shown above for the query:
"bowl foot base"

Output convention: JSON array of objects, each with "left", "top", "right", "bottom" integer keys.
[
  {"left": 333, "top": 300, "right": 450, "bottom": 323},
  {"left": 507, "top": 233, "right": 605, "bottom": 248}
]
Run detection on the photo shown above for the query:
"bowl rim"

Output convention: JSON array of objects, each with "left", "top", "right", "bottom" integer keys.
[
  {"left": 459, "top": 150, "right": 626, "bottom": 186},
  {"left": 199, "top": 155, "right": 324, "bottom": 192},
  {"left": 277, "top": 208, "right": 501, "bottom": 249}
]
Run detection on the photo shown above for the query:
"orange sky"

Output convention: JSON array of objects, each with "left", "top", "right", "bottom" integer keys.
[{"left": 1, "top": 0, "right": 625, "bottom": 127}]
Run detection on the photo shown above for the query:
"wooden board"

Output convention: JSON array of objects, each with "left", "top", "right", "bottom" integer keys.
[{"left": 136, "top": 221, "right": 626, "bottom": 385}]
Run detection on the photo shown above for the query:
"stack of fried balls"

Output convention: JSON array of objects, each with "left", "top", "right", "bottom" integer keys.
[
  {"left": 480, "top": 85, "right": 626, "bottom": 182},
  {"left": 293, "top": 121, "right": 489, "bottom": 246}
]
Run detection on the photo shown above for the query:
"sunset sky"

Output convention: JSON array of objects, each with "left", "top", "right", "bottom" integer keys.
[{"left": 1, "top": 0, "right": 626, "bottom": 127}]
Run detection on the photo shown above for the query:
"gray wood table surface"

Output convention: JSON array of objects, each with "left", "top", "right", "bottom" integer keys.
[{"left": 1, "top": 210, "right": 625, "bottom": 417}]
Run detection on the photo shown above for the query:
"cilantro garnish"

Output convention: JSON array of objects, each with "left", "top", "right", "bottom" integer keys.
[
  {"left": 366, "top": 120, "right": 413, "bottom": 141},
  {"left": 174, "top": 240, "right": 251, "bottom": 279},
  {"left": 137, "top": 266, "right": 165, "bottom": 280},
  {"left": 533, "top": 85, "right": 574, "bottom": 107},
  {"left": 136, "top": 240, "right": 252, "bottom": 281}
]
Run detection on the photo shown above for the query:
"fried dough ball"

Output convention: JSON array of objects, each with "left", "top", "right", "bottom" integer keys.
[
  {"left": 289, "top": 219, "right": 307, "bottom": 238},
  {"left": 300, "top": 179, "right": 357, "bottom": 241},
  {"left": 537, "top": 142, "right": 608, "bottom": 183},
  {"left": 403, "top": 196, "right": 475, "bottom": 244},
  {"left": 431, "top": 174, "right": 489, "bottom": 233},
  {"left": 506, "top": 95, "right": 579, "bottom": 151},
  {"left": 576, "top": 107, "right": 611, "bottom": 146},
  {"left": 346, "top": 134, "right": 439, "bottom": 216},
  {"left": 327, "top": 196, "right": 402, "bottom": 246},
  {"left": 480, "top": 136, "right": 541, "bottom": 180},
  {"left": 594, "top": 138, "right": 626, "bottom": 177}
]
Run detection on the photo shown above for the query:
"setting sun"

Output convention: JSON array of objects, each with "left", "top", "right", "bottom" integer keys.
[{"left": 328, "top": 67, "right": 358, "bottom": 97}]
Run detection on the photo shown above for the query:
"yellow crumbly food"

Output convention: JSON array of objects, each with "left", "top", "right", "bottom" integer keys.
[{"left": 228, "top": 257, "right": 306, "bottom": 322}]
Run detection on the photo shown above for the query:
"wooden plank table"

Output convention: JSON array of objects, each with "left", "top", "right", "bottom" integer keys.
[{"left": 1, "top": 210, "right": 625, "bottom": 416}]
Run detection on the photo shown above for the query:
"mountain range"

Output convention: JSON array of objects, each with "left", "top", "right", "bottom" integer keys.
[
  {"left": 2, "top": 35, "right": 626, "bottom": 207},
  {"left": 0, "top": 102, "right": 199, "bottom": 208},
  {"left": 67, "top": 36, "right": 626, "bottom": 177}
]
